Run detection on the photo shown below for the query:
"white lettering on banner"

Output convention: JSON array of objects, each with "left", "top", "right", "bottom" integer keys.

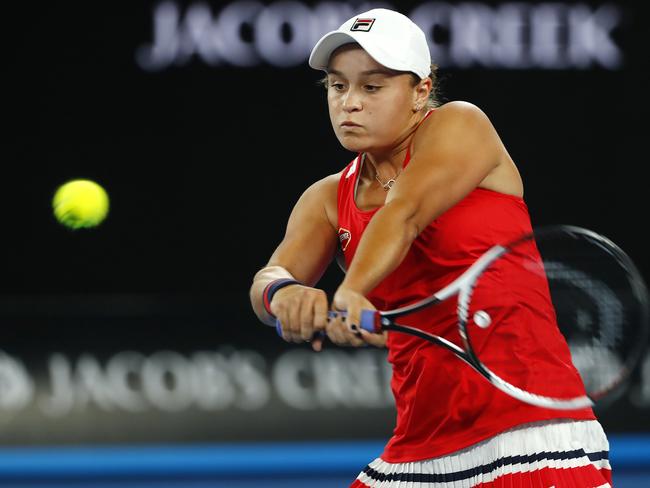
[
  {"left": 272, "top": 349, "right": 393, "bottom": 410},
  {"left": 568, "top": 3, "right": 621, "bottom": 69},
  {"left": 0, "top": 352, "right": 34, "bottom": 411},
  {"left": 142, "top": 351, "right": 195, "bottom": 411},
  {"left": 254, "top": 1, "right": 312, "bottom": 67},
  {"left": 106, "top": 351, "right": 149, "bottom": 412},
  {"left": 0, "top": 348, "right": 390, "bottom": 416},
  {"left": 218, "top": 1, "right": 264, "bottom": 67},
  {"left": 37, "top": 349, "right": 273, "bottom": 416},
  {"left": 41, "top": 353, "right": 146, "bottom": 417},
  {"left": 492, "top": 3, "right": 528, "bottom": 68},
  {"left": 136, "top": 1, "right": 623, "bottom": 71}
]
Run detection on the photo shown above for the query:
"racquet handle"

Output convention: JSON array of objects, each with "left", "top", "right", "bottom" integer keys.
[
  {"left": 360, "top": 309, "right": 380, "bottom": 332},
  {"left": 274, "top": 311, "right": 340, "bottom": 337},
  {"left": 275, "top": 309, "right": 380, "bottom": 336}
]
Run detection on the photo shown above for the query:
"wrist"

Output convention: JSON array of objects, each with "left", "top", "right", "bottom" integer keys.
[
  {"left": 262, "top": 278, "right": 301, "bottom": 317},
  {"left": 338, "top": 278, "right": 368, "bottom": 296}
]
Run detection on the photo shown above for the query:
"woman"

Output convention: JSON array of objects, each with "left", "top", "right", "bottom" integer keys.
[{"left": 250, "top": 8, "right": 612, "bottom": 488}]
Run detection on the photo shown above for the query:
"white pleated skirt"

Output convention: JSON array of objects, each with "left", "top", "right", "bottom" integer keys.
[{"left": 352, "top": 419, "right": 611, "bottom": 488}]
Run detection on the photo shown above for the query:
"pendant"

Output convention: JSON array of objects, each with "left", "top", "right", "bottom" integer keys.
[{"left": 383, "top": 179, "right": 396, "bottom": 191}]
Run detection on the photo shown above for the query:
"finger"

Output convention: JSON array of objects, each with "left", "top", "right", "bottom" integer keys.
[
  {"left": 299, "top": 295, "right": 315, "bottom": 341},
  {"left": 330, "top": 320, "right": 365, "bottom": 347},
  {"left": 313, "top": 292, "right": 328, "bottom": 332},
  {"left": 311, "top": 335, "right": 324, "bottom": 352},
  {"left": 346, "top": 303, "right": 361, "bottom": 334},
  {"left": 344, "top": 326, "right": 366, "bottom": 347},
  {"left": 326, "top": 320, "right": 347, "bottom": 345},
  {"left": 286, "top": 299, "right": 302, "bottom": 342},
  {"left": 359, "top": 329, "right": 386, "bottom": 348},
  {"left": 273, "top": 300, "right": 289, "bottom": 341},
  {"left": 325, "top": 320, "right": 342, "bottom": 345}
]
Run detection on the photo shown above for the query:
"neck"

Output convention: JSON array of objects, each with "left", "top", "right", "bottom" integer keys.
[
  {"left": 363, "top": 110, "right": 429, "bottom": 177},
  {"left": 365, "top": 148, "right": 406, "bottom": 177},
  {"left": 360, "top": 109, "right": 431, "bottom": 188}
]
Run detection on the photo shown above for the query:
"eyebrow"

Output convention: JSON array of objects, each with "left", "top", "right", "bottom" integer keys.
[{"left": 327, "top": 68, "right": 396, "bottom": 77}]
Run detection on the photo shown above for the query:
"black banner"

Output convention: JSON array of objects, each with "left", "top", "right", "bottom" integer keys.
[{"left": 3, "top": 0, "right": 648, "bottom": 445}]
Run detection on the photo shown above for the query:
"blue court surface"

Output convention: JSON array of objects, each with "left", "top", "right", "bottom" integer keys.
[{"left": 0, "top": 436, "right": 647, "bottom": 487}]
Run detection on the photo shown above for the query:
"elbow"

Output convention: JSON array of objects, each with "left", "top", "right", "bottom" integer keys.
[{"left": 383, "top": 198, "right": 421, "bottom": 242}]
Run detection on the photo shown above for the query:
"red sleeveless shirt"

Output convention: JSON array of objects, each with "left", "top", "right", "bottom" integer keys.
[{"left": 336, "top": 122, "right": 595, "bottom": 462}]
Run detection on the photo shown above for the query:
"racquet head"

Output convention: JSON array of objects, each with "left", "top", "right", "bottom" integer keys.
[{"left": 463, "top": 225, "right": 648, "bottom": 409}]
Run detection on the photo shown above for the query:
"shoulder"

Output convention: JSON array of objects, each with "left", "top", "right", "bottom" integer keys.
[
  {"left": 425, "top": 101, "right": 491, "bottom": 131},
  {"left": 297, "top": 172, "right": 341, "bottom": 229},
  {"left": 306, "top": 172, "right": 341, "bottom": 196},
  {"left": 436, "top": 100, "right": 487, "bottom": 116},
  {"left": 297, "top": 171, "right": 341, "bottom": 211},
  {"left": 413, "top": 101, "right": 497, "bottom": 150}
]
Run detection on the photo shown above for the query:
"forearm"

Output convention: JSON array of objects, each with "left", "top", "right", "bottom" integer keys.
[
  {"left": 249, "top": 265, "right": 298, "bottom": 326},
  {"left": 341, "top": 200, "right": 419, "bottom": 294}
]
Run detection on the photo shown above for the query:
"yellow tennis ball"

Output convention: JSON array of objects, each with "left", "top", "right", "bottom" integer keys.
[{"left": 52, "top": 179, "right": 110, "bottom": 230}]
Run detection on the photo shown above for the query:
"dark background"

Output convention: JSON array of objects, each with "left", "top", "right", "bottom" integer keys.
[{"left": 2, "top": 0, "right": 649, "bottom": 447}]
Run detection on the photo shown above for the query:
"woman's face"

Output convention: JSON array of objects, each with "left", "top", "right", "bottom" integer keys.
[{"left": 326, "top": 44, "right": 420, "bottom": 154}]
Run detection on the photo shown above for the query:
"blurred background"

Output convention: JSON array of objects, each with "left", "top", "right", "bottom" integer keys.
[{"left": 2, "top": 0, "right": 648, "bottom": 486}]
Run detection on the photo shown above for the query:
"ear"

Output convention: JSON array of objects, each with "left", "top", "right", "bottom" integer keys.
[{"left": 413, "top": 77, "right": 432, "bottom": 112}]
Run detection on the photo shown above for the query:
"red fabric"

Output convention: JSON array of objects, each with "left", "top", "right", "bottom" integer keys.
[
  {"left": 337, "top": 144, "right": 595, "bottom": 463},
  {"left": 349, "top": 467, "right": 612, "bottom": 487},
  {"left": 472, "top": 466, "right": 612, "bottom": 488}
]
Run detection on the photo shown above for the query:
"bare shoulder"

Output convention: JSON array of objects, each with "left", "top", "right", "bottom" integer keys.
[
  {"left": 413, "top": 100, "right": 498, "bottom": 149},
  {"left": 303, "top": 171, "right": 341, "bottom": 200},
  {"left": 428, "top": 100, "right": 491, "bottom": 129},
  {"left": 296, "top": 171, "right": 341, "bottom": 226},
  {"left": 437, "top": 100, "right": 487, "bottom": 115}
]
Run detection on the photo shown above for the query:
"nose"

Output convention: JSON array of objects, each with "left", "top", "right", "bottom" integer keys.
[{"left": 342, "top": 89, "right": 362, "bottom": 113}]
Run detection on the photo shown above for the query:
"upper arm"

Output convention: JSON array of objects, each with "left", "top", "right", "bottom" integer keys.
[
  {"left": 266, "top": 174, "right": 339, "bottom": 286},
  {"left": 386, "top": 101, "right": 503, "bottom": 231}
]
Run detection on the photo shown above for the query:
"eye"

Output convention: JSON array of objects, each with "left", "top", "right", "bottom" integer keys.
[
  {"left": 364, "top": 85, "right": 380, "bottom": 92},
  {"left": 330, "top": 82, "right": 345, "bottom": 91}
]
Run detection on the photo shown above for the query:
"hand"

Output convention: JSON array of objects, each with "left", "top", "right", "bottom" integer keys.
[
  {"left": 330, "top": 287, "right": 387, "bottom": 348},
  {"left": 271, "top": 284, "right": 328, "bottom": 352}
]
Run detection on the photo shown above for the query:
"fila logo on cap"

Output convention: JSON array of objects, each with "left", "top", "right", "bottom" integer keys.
[{"left": 350, "top": 18, "right": 375, "bottom": 32}]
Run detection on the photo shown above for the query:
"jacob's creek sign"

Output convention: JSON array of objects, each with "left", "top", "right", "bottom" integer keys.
[
  {"left": 136, "top": 1, "right": 624, "bottom": 71},
  {"left": 0, "top": 347, "right": 392, "bottom": 417}
]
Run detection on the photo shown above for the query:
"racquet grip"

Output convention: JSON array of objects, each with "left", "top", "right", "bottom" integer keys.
[
  {"left": 275, "top": 310, "right": 380, "bottom": 336},
  {"left": 275, "top": 311, "right": 343, "bottom": 337},
  {"left": 360, "top": 309, "right": 380, "bottom": 332}
]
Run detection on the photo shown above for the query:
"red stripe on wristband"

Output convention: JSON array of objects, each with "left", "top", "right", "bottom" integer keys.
[{"left": 262, "top": 279, "right": 300, "bottom": 317}]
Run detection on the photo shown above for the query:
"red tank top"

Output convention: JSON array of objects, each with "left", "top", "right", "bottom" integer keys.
[{"left": 336, "top": 123, "right": 595, "bottom": 462}]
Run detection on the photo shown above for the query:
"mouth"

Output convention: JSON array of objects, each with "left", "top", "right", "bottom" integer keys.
[{"left": 340, "top": 121, "right": 361, "bottom": 128}]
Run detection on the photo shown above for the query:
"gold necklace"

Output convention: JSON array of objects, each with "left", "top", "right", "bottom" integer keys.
[{"left": 375, "top": 172, "right": 399, "bottom": 191}]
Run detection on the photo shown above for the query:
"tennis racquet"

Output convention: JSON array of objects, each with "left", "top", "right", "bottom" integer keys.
[{"left": 276, "top": 225, "right": 649, "bottom": 410}]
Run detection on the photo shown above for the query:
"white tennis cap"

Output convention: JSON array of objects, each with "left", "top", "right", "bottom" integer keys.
[{"left": 309, "top": 8, "right": 431, "bottom": 79}]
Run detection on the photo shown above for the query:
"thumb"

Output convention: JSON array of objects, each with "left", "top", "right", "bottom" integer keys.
[{"left": 359, "top": 329, "right": 386, "bottom": 348}]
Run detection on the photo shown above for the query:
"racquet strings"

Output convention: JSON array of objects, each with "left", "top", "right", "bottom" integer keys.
[{"left": 466, "top": 228, "right": 648, "bottom": 404}]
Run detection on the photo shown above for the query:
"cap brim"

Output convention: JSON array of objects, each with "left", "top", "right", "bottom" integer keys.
[{"left": 308, "top": 31, "right": 359, "bottom": 71}]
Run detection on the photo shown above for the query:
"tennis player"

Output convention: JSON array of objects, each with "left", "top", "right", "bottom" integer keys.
[{"left": 250, "top": 8, "right": 612, "bottom": 487}]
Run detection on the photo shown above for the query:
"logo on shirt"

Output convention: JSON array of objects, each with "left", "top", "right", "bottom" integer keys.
[
  {"left": 338, "top": 227, "right": 352, "bottom": 251},
  {"left": 351, "top": 18, "right": 375, "bottom": 32}
]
